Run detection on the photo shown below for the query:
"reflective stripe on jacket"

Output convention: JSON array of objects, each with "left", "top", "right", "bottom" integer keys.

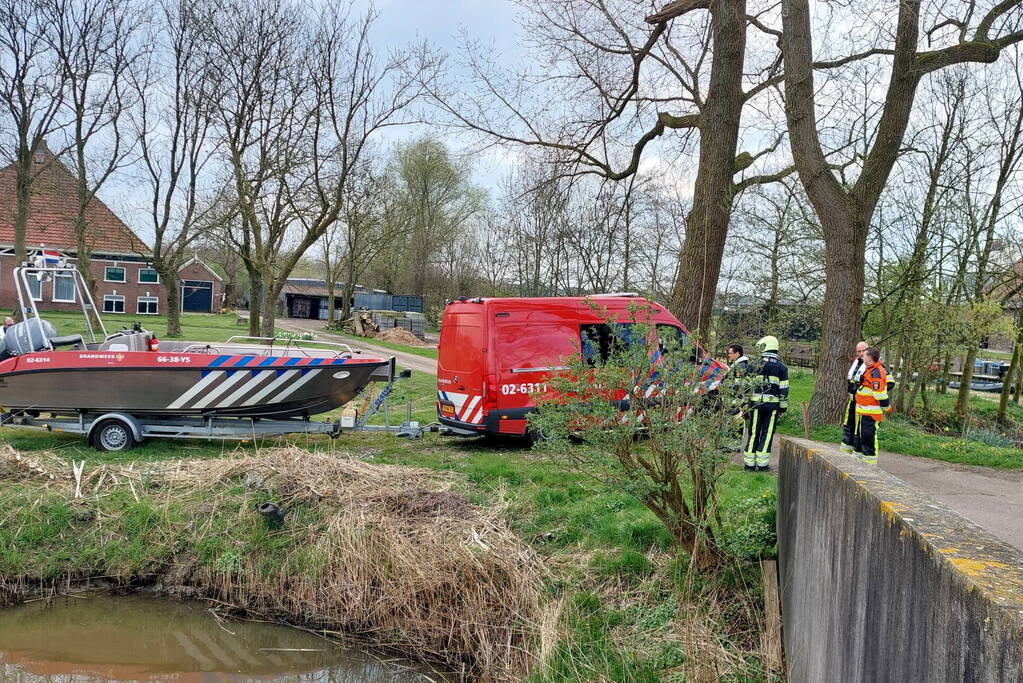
[
  {"left": 855, "top": 362, "right": 890, "bottom": 421},
  {"left": 749, "top": 352, "right": 789, "bottom": 410}
]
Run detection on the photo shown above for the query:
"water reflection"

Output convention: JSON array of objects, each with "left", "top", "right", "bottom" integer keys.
[{"left": 0, "top": 595, "right": 435, "bottom": 682}]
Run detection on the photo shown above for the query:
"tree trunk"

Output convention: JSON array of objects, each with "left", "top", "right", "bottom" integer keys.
[
  {"left": 956, "top": 345, "right": 980, "bottom": 415},
  {"left": 997, "top": 310, "right": 1023, "bottom": 423},
  {"left": 810, "top": 211, "right": 868, "bottom": 422},
  {"left": 938, "top": 351, "right": 952, "bottom": 394},
  {"left": 73, "top": 209, "right": 102, "bottom": 330},
  {"left": 245, "top": 265, "right": 262, "bottom": 337},
  {"left": 906, "top": 368, "right": 925, "bottom": 414},
  {"left": 1014, "top": 356, "right": 1022, "bottom": 406},
  {"left": 326, "top": 281, "right": 336, "bottom": 325},
  {"left": 259, "top": 274, "right": 279, "bottom": 339},
  {"left": 224, "top": 282, "right": 237, "bottom": 308},
  {"left": 164, "top": 272, "right": 183, "bottom": 337},
  {"left": 666, "top": 0, "right": 746, "bottom": 341},
  {"left": 13, "top": 149, "right": 32, "bottom": 264},
  {"left": 154, "top": 261, "right": 183, "bottom": 337},
  {"left": 342, "top": 282, "right": 356, "bottom": 323}
]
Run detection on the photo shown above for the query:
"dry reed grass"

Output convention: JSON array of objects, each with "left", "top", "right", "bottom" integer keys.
[{"left": 0, "top": 445, "right": 546, "bottom": 681}]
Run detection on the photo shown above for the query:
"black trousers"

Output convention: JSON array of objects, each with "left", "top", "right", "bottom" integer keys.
[
  {"left": 744, "top": 405, "right": 779, "bottom": 468},
  {"left": 841, "top": 395, "right": 857, "bottom": 450},
  {"left": 853, "top": 414, "right": 879, "bottom": 463}
]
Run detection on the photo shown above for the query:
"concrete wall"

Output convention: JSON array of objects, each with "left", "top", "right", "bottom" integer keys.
[{"left": 778, "top": 437, "right": 1023, "bottom": 682}]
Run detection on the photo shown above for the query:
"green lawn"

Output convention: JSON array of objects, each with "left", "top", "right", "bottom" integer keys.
[
  {"left": 36, "top": 310, "right": 246, "bottom": 343},
  {"left": 355, "top": 336, "right": 438, "bottom": 359}
]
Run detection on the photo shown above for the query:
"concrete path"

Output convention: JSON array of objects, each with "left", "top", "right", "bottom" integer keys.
[
  {"left": 767, "top": 439, "right": 1023, "bottom": 554},
  {"left": 879, "top": 452, "right": 1023, "bottom": 554},
  {"left": 275, "top": 318, "right": 438, "bottom": 376}
]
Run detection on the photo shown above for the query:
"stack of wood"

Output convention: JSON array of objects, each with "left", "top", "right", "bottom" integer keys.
[{"left": 328, "top": 310, "right": 379, "bottom": 337}]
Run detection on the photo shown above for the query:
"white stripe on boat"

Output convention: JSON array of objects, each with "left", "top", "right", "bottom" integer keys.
[
  {"left": 191, "top": 371, "right": 250, "bottom": 409},
  {"left": 167, "top": 371, "right": 224, "bottom": 410},
  {"left": 240, "top": 370, "right": 300, "bottom": 406},
  {"left": 217, "top": 370, "right": 276, "bottom": 408},
  {"left": 264, "top": 369, "right": 322, "bottom": 405}
]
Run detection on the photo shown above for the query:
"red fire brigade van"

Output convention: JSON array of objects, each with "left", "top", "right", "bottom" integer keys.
[{"left": 436, "top": 294, "right": 720, "bottom": 438}]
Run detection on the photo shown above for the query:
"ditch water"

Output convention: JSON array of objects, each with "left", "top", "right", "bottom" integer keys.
[{"left": 0, "top": 594, "right": 438, "bottom": 682}]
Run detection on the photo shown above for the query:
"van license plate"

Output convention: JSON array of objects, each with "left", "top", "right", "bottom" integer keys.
[{"left": 440, "top": 403, "right": 455, "bottom": 417}]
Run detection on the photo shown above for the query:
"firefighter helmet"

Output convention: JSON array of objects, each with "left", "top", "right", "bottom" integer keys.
[{"left": 756, "top": 335, "right": 779, "bottom": 352}]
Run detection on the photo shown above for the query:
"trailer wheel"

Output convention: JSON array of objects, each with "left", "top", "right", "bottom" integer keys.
[{"left": 91, "top": 419, "right": 137, "bottom": 452}]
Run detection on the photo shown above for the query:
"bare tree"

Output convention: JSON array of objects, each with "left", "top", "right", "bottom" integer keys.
[
  {"left": 500, "top": 162, "right": 571, "bottom": 297},
  {"left": 875, "top": 72, "right": 971, "bottom": 413},
  {"left": 427, "top": 0, "right": 797, "bottom": 338},
  {"left": 0, "top": 0, "right": 66, "bottom": 264},
  {"left": 730, "top": 181, "right": 824, "bottom": 331},
  {"left": 954, "top": 56, "right": 1023, "bottom": 415},
  {"left": 46, "top": 0, "right": 146, "bottom": 303},
  {"left": 781, "top": 0, "right": 1023, "bottom": 422},
  {"left": 318, "top": 161, "right": 407, "bottom": 324},
  {"left": 471, "top": 209, "right": 514, "bottom": 296},
  {"left": 208, "top": 0, "right": 432, "bottom": 337},
  {"left": 131, "top": 0, "right": 219, "bottom": 336}
]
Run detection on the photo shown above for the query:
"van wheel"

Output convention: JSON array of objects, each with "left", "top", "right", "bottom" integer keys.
[
  {"left": 91, "top": 419, "right": 137, "bottom": 452},
  {"left": 526, "top": 428, "right": 552, "bottom": 445}
]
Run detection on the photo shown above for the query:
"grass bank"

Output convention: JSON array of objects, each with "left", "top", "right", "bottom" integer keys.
[
  {"left": 0, "top": 445, "right": 543, "bottom": 679},
  {"left": 0, "top": 426, "right": 779, "bottom": 680}
]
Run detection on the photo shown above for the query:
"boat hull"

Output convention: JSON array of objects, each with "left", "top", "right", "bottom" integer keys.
[{"left": 0, "top": 351, "right": 390, "bottom": 418}]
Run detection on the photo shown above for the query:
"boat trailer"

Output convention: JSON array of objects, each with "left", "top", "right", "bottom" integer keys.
[{"left": 0, "top": 363, "right": 423, "bottom": 451}]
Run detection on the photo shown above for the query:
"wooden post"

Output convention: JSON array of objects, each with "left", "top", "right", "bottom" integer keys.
[
  {"left": 800, "top": 401, "right": 811, "bottom": 439},
  {"left": 761, "top": 559, "right": 784, "bottom": 673}
]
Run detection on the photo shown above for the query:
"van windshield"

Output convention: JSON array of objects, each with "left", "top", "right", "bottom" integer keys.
[{"left": 439, "top": 319, "right": 483, "bottom": 373}]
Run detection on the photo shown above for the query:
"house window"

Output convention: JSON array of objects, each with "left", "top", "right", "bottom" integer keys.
[
  {"left": 138, "top": 268, "right": 159, "bottom": 284},
  {"left": 103, "top": 295, "right": 125, "bottom": 313},
  {"left": 53, "top": 273, "right": 76, "bottom": 302},
  {"left": 137, "top": 296, "right": 159, "bottom": 315},
  {"left": 27, "top": 276, "right": 42, "bottom": 301},
  {"left": 105, "top": 266, "right": 126, "bottom": 282}
]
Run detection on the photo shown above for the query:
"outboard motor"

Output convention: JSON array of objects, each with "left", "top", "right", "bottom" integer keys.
[{"left": 4, "top": 320, "right": 58, "bottom": 355}]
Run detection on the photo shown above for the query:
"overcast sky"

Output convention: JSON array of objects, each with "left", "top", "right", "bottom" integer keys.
[
  {"left": 110, "top": 0, "right": 528, "bottom": 240},
  {"left": 370, "top": 0, "right": 520, "bottom": 54},
  {"left": 363, "top": 0, "right": 526, "bottom": 188}
]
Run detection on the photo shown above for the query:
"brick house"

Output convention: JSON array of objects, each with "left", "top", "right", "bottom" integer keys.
[{"left": 0, "top": 148, "right": 221, "bottom": 316}]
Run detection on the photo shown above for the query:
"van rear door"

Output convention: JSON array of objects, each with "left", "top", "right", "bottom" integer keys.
[
  {"left": 493, "top": 308, "right": 579, "bottom": 435},
  {"left": 437, "top": 307, "right": 487, "bottom": 427}
]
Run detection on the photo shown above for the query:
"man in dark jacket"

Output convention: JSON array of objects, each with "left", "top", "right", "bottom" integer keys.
[
  {"left": 743, "top": 336, "right": 789, "bottom": 472},
  {"left": 727, "top": 344, "right": 749, "bottom": 376},
  {"left": 725, "top": 343, "right": 751, "bottom": 449}
]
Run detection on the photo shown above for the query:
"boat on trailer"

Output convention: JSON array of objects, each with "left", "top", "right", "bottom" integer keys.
[{"left": 0, "top": 259, "right": 405, "bottom": 450}]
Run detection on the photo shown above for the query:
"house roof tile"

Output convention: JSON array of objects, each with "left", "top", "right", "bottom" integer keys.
[{"left": 0, "top": 148, "right": 149, "bottom": 256}]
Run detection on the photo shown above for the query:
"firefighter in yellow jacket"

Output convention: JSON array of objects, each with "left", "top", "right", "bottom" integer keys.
[{"left": 853, "top": 347, "right": 890, "bottom": 464}]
